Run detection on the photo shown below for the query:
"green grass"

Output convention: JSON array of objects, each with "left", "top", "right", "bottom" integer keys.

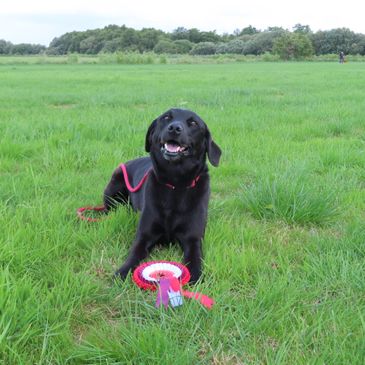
[
  {"left": 240, "top": 163, "right": 339, "bottom": 225},
  {"left": 0, "top": 62, "right": 364, "bottom": 364}
]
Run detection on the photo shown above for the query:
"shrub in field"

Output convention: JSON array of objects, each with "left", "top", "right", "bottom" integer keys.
[
  {"left": 190, "top": 42, "right": 217, "bottom": 55},
  {"left": 261, "top": 52, "right": 281, "bottom": 62},
  {"left": 216, "top": 39, "right": 247, "bottom": 54},
  {"left": 173, "top": 39, "right": 194, "bottom": 54},
  {"left": 153, "top": 40, "right": 176, "bottom": 54},
  {"left": 241, "top": 169, "right": 338, "bottom": 225},
  {"left": 273, "top": 32, "right": 314, "bottom": 60},
  {"left": 242, "top": 30, "right": 285, "bottom": 55}
]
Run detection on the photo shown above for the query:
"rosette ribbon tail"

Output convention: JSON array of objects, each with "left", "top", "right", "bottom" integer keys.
[
  {"left": 155, "top": 278, "right": 170, "bottom": 308},
  {"left": 182, "top": 290, "right": 214, "bottom": 309}
]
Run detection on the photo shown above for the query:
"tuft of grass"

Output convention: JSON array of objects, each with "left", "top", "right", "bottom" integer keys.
[{"left": 240, "top": 168, "right": 339, "bottom": 225}]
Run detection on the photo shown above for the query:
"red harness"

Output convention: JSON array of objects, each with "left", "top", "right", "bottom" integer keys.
[
  {"left": 119, "top": 163, "right": 200, "bottom": 191},
  {"left": 77, "top": 163, "right": 200, "bottom": 221},
  {"left": 119, "top": 163, "right": 150, "bottom": 192}
]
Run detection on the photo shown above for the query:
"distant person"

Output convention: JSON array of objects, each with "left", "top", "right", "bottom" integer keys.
[{"left": 339, "top": 51, "right": 345, "bottom": 64}]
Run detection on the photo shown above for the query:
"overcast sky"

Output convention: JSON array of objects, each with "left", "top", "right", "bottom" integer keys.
[{"left": 1, "top": 0, "right": 364, "bottom": 46}]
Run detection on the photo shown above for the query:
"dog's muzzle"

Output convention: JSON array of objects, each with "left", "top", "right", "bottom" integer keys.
[{"left": 161, "top": 141, "right": 190, "bottom": 161}]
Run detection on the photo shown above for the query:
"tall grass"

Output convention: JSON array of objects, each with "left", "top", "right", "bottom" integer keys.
[{"left": 241, "top": 166, "right": 339, "bottom": 225}]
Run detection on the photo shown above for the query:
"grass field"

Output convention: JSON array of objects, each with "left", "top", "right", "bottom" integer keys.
[{"left": 0, "top": 62, "right": 365, "bottom": 364}]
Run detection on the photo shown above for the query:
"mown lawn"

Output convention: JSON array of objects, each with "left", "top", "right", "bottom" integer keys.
[{"left": 0, "top": 62, "right": 364, "bottom": 364}]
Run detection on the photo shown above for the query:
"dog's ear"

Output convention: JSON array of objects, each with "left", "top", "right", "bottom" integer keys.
[
  {"left": 145, "top": 119, "right": 157, "bottom": 152},
  {"left": 206, "top": 128, "right": 222, "bottom": 167}
]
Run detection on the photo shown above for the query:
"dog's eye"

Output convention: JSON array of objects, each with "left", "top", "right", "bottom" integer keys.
[
  {"left": 162, "top": 115, "right": 171, "bottom": 121},
  {"left": 188, "top": 119, "right": 198, "bottom": 127}
]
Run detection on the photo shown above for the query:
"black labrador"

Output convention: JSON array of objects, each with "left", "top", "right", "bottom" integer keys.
[{"left": 104, "top": 108, "right": 221, "bottom": 283}]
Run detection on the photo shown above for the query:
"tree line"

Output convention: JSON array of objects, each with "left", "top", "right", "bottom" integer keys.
[
  {"left": 0, "top": 40, "right": 46, "bottom": 55},
  {"left": 1, "top": 24, "right": 365, "bottom": 59}
]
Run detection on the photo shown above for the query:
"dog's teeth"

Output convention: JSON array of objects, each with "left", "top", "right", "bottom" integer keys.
[
  {"left": 165, "top": 143, "right": 179, "bottom": 153},
  {"left": 163, "top": 142, "right": 187, "bottom": 154}
]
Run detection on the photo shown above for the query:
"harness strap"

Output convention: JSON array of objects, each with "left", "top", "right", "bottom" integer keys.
[
  {"left": 119, "top": 163, "right": 151, "bottom": 193},
  {"left": 120, "top": 163, "right": 201, "bottom": 192},
  {"left": 164, "top": 175, "right": 201, "bottom": 190},
  {"left": 77, "top": 164, "right": 201, "bottom": 222}
]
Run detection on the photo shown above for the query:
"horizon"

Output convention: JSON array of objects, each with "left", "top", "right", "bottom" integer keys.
[
  {"left": 1, "top": 0, "right": 364, "bottom": 46},
  {"left": 1, "top": 22, "right": 364, "bottom": 48}
]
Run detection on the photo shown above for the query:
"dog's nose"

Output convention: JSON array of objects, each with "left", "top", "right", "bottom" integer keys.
[{"left": 167, "top": 122, "right": 183, "bottom": 135}]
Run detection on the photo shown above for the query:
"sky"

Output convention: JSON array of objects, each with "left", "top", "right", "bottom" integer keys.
[{"left": 1, "top": 0, "right": 364, "bottom": 46}]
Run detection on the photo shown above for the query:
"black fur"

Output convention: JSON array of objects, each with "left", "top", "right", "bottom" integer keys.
[{"left": 104, "top": 108, "right": 221, "bottom": 283}]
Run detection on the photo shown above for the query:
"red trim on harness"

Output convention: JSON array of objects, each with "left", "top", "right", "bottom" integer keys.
[
  {"left": 119, "top": 163, "right": 151, "bottom": 193},
  {"left": 77, "top": 163, "right": 201, "bottom": 222},
  {"left": 120, "top": 163, "right": 200, "bottom": 191},
  {"left": 164, "top": 175, "right": 201, "bottom": 190}
]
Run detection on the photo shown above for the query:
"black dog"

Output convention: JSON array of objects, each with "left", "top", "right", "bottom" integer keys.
[{"left": 104, "top": 108, "right": 221, "bottom": 283}]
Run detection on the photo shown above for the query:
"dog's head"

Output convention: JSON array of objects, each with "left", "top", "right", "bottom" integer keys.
[{"left": 145, "top": 108, "right": 221, "bottom": 168}]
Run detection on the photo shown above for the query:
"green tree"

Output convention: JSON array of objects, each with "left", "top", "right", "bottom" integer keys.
[
  {"left": 11, "top": 43, "right": 46, "bottom": 55},
  {"left": 138, "top": 28, "right": 164, "bottom": 51},
  {"left": 273, "top": 32, "right": 314, "bottom": 60},
  {"left": 173, "top": 39, "right": 194, "bottom": 54},
  {"left": 79, "top": 36, "right": 103, "bottom": 54},
  {"left": 293, "top": 24, "right": 311, "bottom": 34},
  {"left": 310, "top": 28, "right": 358, "bottom": 55},
  {"left": 266, "top": 26, "right": 286, "bottom": 32},
  {"left": 153, "top": 40, "right": 176, "bottom": 54},
  {"left": 190, "top": 42, "right": 217, "bottom": 55},
  {"left": 350, "top": 34, "right": 365, "bottom": 55},
  {"left": 187, "top": 28, "right": 203, "bottom": 43},
  {"left": 200, "top": 31, "right": 220, "bottom": 42},
  {"left": 0, "top": 39, "right": 12, "bottom": 54},
  {"left": 102, "top": 37, "right": 124, "bottom": 53},
  {"left": 48, "top": 35, "right": 69, "bottom": 54},
  {"left": 239, "top": 25, "right": 260, "bottom": 35},
  {"left": 171, "top": 27, "right": 189, "bottom": 40},
  {"left": 120, "top": 29, "right": 140, "bottom": 51},
  {"left": 216, "top": 39, "right": 246, "bottom": 54},
  {"left": 242, "top": 30, "right": 285, "bottom": 55}
]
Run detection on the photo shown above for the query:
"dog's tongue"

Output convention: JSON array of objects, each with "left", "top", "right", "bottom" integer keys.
[{"left": 165, "top": 142, "right": 181, "bottom": 153}]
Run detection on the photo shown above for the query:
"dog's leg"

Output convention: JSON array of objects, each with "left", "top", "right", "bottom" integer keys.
[
  {"left": 103, "top": 168, "right": 129, "bottom": 212},
  {"left": 180, "top": 238, "right": 203, "bottom": 283},
  {"left": 114, "top": 213, "right": 159, "bottom": 280},
  {"left": 114, "top": 237, "right": 156, "bottom": 280}
]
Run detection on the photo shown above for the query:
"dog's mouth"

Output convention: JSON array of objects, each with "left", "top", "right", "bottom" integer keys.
[{"left": 161, "top": 141, "right": 189, "bottom": 160}]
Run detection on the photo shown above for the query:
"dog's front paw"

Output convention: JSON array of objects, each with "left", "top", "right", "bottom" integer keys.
[
  {"left": 113, "top": 267, "right": 130, "bottom": 281},
  {"left": 189, "top": 269, "right": 202, "bottom": 284}
]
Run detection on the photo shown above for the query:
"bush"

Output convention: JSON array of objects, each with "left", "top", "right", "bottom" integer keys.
[
  {"left": 216, "top": 39, "right": 246, "bottom": 54},
  {"left": 173, "top": 39, "right": 194, "bottom": 54},
  {"left": 242, "top": 31, "right": 284, "bottom": 55},
  {"left": 189, "top": 42, "right": 217, "bottom": 55},
  {"left": 153, "top": 40, "right": 176, "bottom": 54},
  {"left": 273, "top": 32, "right": 314, "bottom": 60},
  {"left": 261, "top": 52, "right": 280, "bottom": 62}
]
